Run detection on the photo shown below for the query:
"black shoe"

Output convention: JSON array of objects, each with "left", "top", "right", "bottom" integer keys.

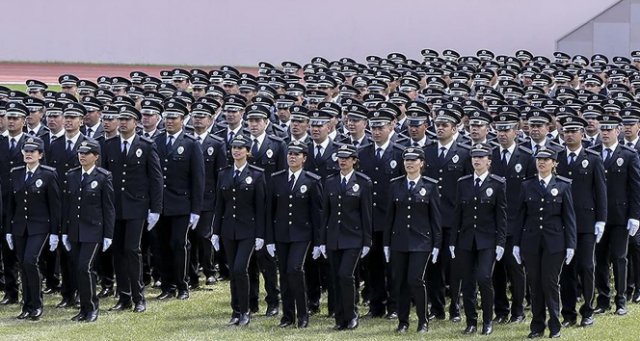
[
  {"left": 97, "top": 287, "right": 114, "bottom": 298},
  {"left": 109, "top": 301, "right": 133, "bottom": 311},
  {"left": 205, "top": 276, "right": 217, "bottom": 285},
  {"left": 395, "top": 323, "right": 409, "bottom": 333},
  {"left": 56, "top": 299, "right": 73, "bottom": 309},
  {"left": 238, "top": 313, "right": 251, "bottom": 327},
  {"left": 0, "top": 296, "right": 18, "bottom": 305},
  {"left": 493, "top": 315, "right": 508, "bottom": 324},
  {"left": 265, "top": 305, "right": 279, "bottom": 317},
  {"left": 593, "top": 306, "right": 608, "bottom": 314},
  {"left": 84, "top": 310, "right": 98, "bottom": 323},
  {"left": 428, "top": 313, "right": 445, "bottom": 321},
  {"left": 510, "top": 315, "right": 526, "bottom": 323},
  {"left": 580, "top": 316, "right": 594, "bottom": 327},
  {"left": 278, "top": 320, "right": 293, "bottom": 328},
  {"left": 482, "top": 322, "right": 493, "bottom": 335},
  {"left": 156, "top": 291, "right": 175, "bottom": 300},
  {"left": 450, "top": 315, "right": 462, "bottom": 323},
  {"left": 346, "top": 317, "right": 359, "bottom": 330},
  {"left": 133, "top": 302, "right": 146, "bottom": 313},
  {"left": 615, "top": 307, "right": 627, "bottom": 316},
  {"left": 297, "top": 317, "right": 309, "bottom": 328},
  {"left": 363, "top": 310, "right": 384, "bottom": 318},
  {"left": 17, "top": 311, "right": 30, "bottom": 320},
  {"left": 71, "top": 312, "right": 86, "bottom": 322},
  {"left": 463, "top": 325, "right": 477, "bottom": 334},
  {"left": 527, "top": 331, "right": 544, "bottom": 338},
  {"left": 250, "top": 306, "right": 259, "bottom": 314},
  {"left": 227, "top": 316, "right": 240, "bottom": 326},
  {"left": 29, "top": 308, "right": 43, "bottom": 321},
  {"left": 177, "top": 291, "right": 189, "bottom": 300},
  {"left": 549, "top": 331, "right": 561, "bottom": 338},
  {"left": 416, "top": 322, "right": 429, "bottom": 333},
  {"left": 308, "top": 305, "right": 320, "bottom": 316},
  {"left": 385, "top": 311, "right": 398, "bottom": 319},
  {"left": 561, "top": 319, "right": 577, "bottom": 327}
]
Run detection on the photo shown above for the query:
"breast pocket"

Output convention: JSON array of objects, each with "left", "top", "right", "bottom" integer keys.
[
  {"left": 551, "top": 196, "right": 563, "bottom": 215},
  {"left": 447, "top": 163, "right": 463, "bottom": 173}
]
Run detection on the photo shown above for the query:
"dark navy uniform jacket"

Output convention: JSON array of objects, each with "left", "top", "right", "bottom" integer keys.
[{"left": 197, "top": 134, "right": 228, "bottom": 212}]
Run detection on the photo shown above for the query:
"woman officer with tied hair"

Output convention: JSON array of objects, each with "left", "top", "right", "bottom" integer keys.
[
  {"left": 5, "top": 136, "right": 61, "bottom": 321},
  {"left": 383, "top": 147, "right": 441, "bottom": 334},
  {"left": 513, "top": 147, "right": 577, "bottom": 339}
]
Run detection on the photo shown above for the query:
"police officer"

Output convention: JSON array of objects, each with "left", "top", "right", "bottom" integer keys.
[
  {"left": 5, "top": 137, "right": 61, "bottom": 320},
  {"left": 188, "top": 102, "right": 227, "bottom": 287},
  {"left": 383, "top": 147, "right": 440, "bottom": 334},
  {"left": 102, "top": 105, "right": 163, "bottom": 313},
  {"left": 556, "top": 115, "right": 607, "bottom": 327},
  {"left": 423, "top": 108, "right": 472, "bottom": 322},
  {"left": 0, "top": 102, "right": 29, "bottom": 305},
  {"left": 154, "top": 102, "right": 205, "bottom": 301},
  {"left": 512, "top": 147, "right": 577, "bottom": 339},
  {"left": 212, "top": 134, "right": 267, "bottom": 327},
  {"left": 525, "top": 109, "right": 563, "bottom": 153},
  {"left": 358, "top": 109, "right": 403, "bottom": 319},
  {"left": 490, "top": 113, "right": 535, "bottom": 324},
  {"left": 61, "top": 140, "right": 115, "bottom": 323},
  {"left": 267, "top": 140, "right": 323, "bottom": 328},
  {"left": 451, "top": 143, "right": 507, "bottom": 335},
  {"left": 319, "top": 144, "right": 373, "bottom": 331},
  {"left": 591, "top": 115, "right": 640, "bottom": 316}
]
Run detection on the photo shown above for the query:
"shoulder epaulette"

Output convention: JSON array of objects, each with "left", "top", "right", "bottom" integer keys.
[
  {"left": 96, "top": 167, "right": 111, "bottom": 175},
  {"left": 489, "top": 174, "right": 506, "bottom": 183},
  {"left": 183, "top": 134, "right": 197, "bottom": 141},
  {"left": 326, "top": 173, "right": 339, "bottom": 179},
  {"left": 139, "top": 135, "right": 154, "bottom": 144},
  {"left": 266, "top": 134, "right": 284, "bottom": 142},
  {"left": 305, "top": 171, "right": 321, "bottom": 181},
  {"left": 40, "top": 165, "right": 56, "bottom": 172},
  {"left": 271, "top": 169, "right": 287, "bottom": 177},
  {"left": 105, "top": 135, "right": 118, "bottom": 141},
  {"left": 10, "top": 165, "right": 25, "bottom": 173},
  {"left": 584, "top": 148, "right": 599, "bottom": 156},
  {"left": 66, "top": 166, "right": 81, "bottom": 175},
  {"left": 457, "top": 174, "right": 473, "bottom": 182},
  {"left": 457, "top": 142, "right": 472, "bottom": 150},
  {"left": 556, "top": 175, "right": 572, "bottom": 183},
  {"left": 248, "top": 164, "right": 265, "bottom": 172},
  {"left": 355, "top": 171, "right": 372, "bottom": 182},
  {"left": 622, "top": 145, "right": 637, "bottom": 153},
  {"left": 517, "top": 145, "right": 533, "bottom": 154},
  {"left": 422, "top": 176, "right": 438, "bottom": 184},
  {"left": 208, "top": 134, "right": 224, "bottom": 142},
  {"left": 390, "top": 175, "right": 405, "bottom": 183}
]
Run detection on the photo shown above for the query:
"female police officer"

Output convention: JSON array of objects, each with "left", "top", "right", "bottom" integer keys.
[
  {"left": 513, "top": 147, "right": 577, "bottom": 338},
  {"left": 318, "top": 144, "right": 372, "bottom": 331},
  {"left": 383, "top": 147, "right": 441, "bottom": 334},
  {"left": 450, "top": 143, "right": 507, "bottom": 335},
  {"left": 5, "top": 136, "right": 61, "bottom": 321},
  {"left": 211, "top": 134, "right": 266, "bottom": 327}
]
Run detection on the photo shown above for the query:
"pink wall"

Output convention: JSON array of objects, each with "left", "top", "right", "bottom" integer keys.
[{"left": 1, "top": 0, "right": 618, "bottom": 66}]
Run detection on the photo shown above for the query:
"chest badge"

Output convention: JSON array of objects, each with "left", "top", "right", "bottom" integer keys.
[
  {"left": 245, "top": 176, "right": 253, "bottom": 184},
  {"left": 390, "top": 160, "right": 397, "bottom": 169},
  {"left": 90, "top": 180, "right": 98, "bottom": 189},
  {"left": 177, "top": 146, "right": 184, "bottom": 155},
  {"left": 266, "top": 149, "right": 273, "bottom": 158},
  {"left": 35, "top": 179, "right": 43, "bottom": 188},
  {"left": 136, "top": 148, "right": 143, "bottom": 158},
  {"left": 452, "top": 154, "right": 459, "bottom": 163},
  {"left": 419, "top": 188, "right": 426, "bottom": 196},
  {"left": 486, "top": 188, "right": 493, "bottom": 197},
  {"left": 617, "top": 157, "right": 624, "bottom": 167},
  {"left": 582, "top": 159, "right": 589, "bottom": 168},
  {"left": 551, "top": 188, "right": 558, "bottom": 196},
  {"left": 207, "top": 147, "right": 214, "bottom": 156},
  {"left": 352, "top": 183, "right": 360, "bottom": 192},
  {"left": 514, "top": 163, "right": 522, "bottom": 173},
  {"left": 300, "top": 185, "right": 307, "bottom": 194}
]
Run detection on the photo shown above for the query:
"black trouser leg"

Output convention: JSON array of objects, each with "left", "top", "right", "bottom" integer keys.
[
  {"left": 96, "top": 245, "right": 114, "bottom": 290},
  {"left": 304, "top": 250, "right": 321, "bottom": 310},
  {"left": 595, "top": 225, "right": 629, "bottom": 309},
  {"left": 59, "top": 246, "right": 76, "bottom": 301},
  {"left": 15, "top": 233, "right": 48, "bottom": 312},
  {"left": 157, "top": 215, "right": 190, "bottom": 293},
  {"left": 71, "top": 242, "right": 100, "bottom": 314},
  {"left": 459, "top": 247, "right": 495, "bottom": 326},
  {"left": 256, "top": 247, "right": 280, "bottom": 308},
  {"left": 392, "top": 251, "right": 429, "bottom": 327},
  {"left": 223, "top": 238, "right": 254, "bottom": 314},
  {"left": 523, "top": 248, "right": 564, "bottom": 335},
  {"left": 368, "top": 231, "right": 391, "bottom": 315},
  {"left": 140, "top": 226, "right": 153, "bottom": 285},
  {"left": 277, "top": 241, "right": 310, "bottom": 322},
  {"left": 40, "top": 246, "right": 60, "bottom": 290},
  {"left": 329, "top": 248, "right": 361, "bottom": 325},
  {"left": 114, "top": 219, "right": 145, "bottom": 304},
  {"left": 1, "top": 235, "right": 19, "bottom": 300}
]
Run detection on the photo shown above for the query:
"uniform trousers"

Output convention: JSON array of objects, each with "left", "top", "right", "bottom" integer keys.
[
  {"left": 188, "top": 210, "right": 215, "bottom": 285},
  {"left": 426, "top": 227, "right": 460, "bottom": 317},
  {"left": 561, "top": 233, "right": 596, "bottom": 320},
  {"left": 493, "top": 236, "right": 526, "bottom": 319},
  {"left": 329, "top": 248, "right": 361, "bottom": 325},
  {"left": 522, "top": 247, "right": 564, "bottom": 335},
  {"left": 277, "top": 241, "right": 310, "bottom": 322},
  {"left": 458, "top": 245, "right": 495, "bottom": 326},
  {"left": 391, "top": 251, "right": 430, "bottom": 326},
  {"left": 223, "top": 237, "right": 254, "bottom": 315},
  {"left": 113, "top": 218, "right": 145, "bottom": 304},
  {"left": 14, "top": 233, "right": 48, "bottom": 312},
  {"left": 156, "top": 215, "right": 191, "bottom": 293},
  {"left": 595, "top": 225, "right": 629, "bottom": 309},
  {"left": 367, "top": 231, "right": 395, "bottom": 315},
  {"left": 70, "top": 242, "right": 100, "bottom": 314}
]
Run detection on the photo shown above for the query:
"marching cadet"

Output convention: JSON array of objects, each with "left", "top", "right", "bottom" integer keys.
[
  {"left": 383, "top": 147, "right": 441, "bottom": 334},
  {"left": 357, "top": 109, "right": 404, "bottom": 319},
  {"left": 491, "top": 112, "right": 535, "bottom": 324},
  {"left": 423, "top": 108, "right": 472, "bottom": 322},
  {"left": 512, "top": 147, "right": 577, "bottom": 339},
  {"left": 48, "top": 102, "right": 91, "bottom": 309},
  {"left": 154, "top": 102, "right": 205, "bottom": 301},
  {"left": 211, "top": 134, "right": 267, "bottom": 327},
  {"left": 319, "top": 144, "right": 373, "bottom": 331},
  {"left": 0, "top": 102, "right": 29, "bottom": 305},
  {"left": 61, "top": 139, "right": 115, "bottom": 323},
  {"left": 399, "top": 103, "right": 432, "bottom": 148},
  {"left": 5, "top": 137, "right": 61, "bottom": 320},
  {"left": 188, "top": 102, "right": 227, "bottom": 287},
  {"left": 267, "top": 140, "right": 323, "bottom": 329},
  {"left": 556, "top": 116, "right": 607, "bottom": 327},
  {"left": 451, "top": 143, "right": 507, "bottom": 335},
  {"left": 23, "top": 97, "right": 50, "bottom": 138},
  {"left": 286, "top": 105, "right": 312, "bottom": 145},
  {"left": 591, "top": 115, "right": 640, "bottom": 316},
  {"left": 524, "top": 109, "right": 563, "bottom": 153},
  {"left": 102, "top": 105, "right": 163, "bottom": 313},
  {"left": 81, "top": 96, "right": 104, "bottom": 139},
  {"left": 139, "top": 100, "right": 164, "bottom": 139}
]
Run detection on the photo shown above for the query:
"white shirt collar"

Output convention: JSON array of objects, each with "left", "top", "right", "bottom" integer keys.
[
  {"left": 374, "top": 138, "right": 391, "bottom": 153},
  {"left": 51, "top": 130, "right": 65, "bottom": 139},
  {"left": 341, "top": 169, "right": 355, "bottom": 183},
  {"left": 411, "top": 135, "right": 428, "bottom": 147},
  {"left": 26, "top": 164, "right": 39, "bottom": 175},
  {"left": 604, "top": 141, "right": 619, "bottom": 153},
  {"left": 143, "top": 129, "right": 157, "bottom": 137},
  {"left": 252, "top": 132, "right": 267, "bottom": 146},
  {"left": 566, "top": 145, "right": 582, "bottom": 156},
  {"left": 1, "top": 130, "right": 8, "bottom": 137},
  {"left": 474, "top": 171, "right": 489, "bottom": 185},
  {"left": 66, "top": 131, "right": 81, "bottom": 145},
  {"left": 8, "top": 132, "right": 23, "bottom": 143},
  {"left": 538, "top": 173, "right": 552, "bottom": 185},
  {"left": 500, "top": 143, "right": 516, "bottom": 155},
  {"left": 291, "top": 133, "right": 308, "bottom": 143},
  {"left": 406, "top": 174, "right": 420, "bottom": 187},
  {"left": 168, "top": 129, "right": 183, "bottom": 140},
  {"left": 86, "top": 122, "right": 101, "bottom": 133},
  {"left": 328, "top": 130, "right": 338, "bottom": 141},
  {"left": 625, "top": 136, "right": 639, "bottom": 146},
  {"left": 288, "top": 168, "right": 303, "bottom": 184},
  {"left": 314, "top": 138, "right": 330, "bottom": 150},
  {"left": 437, "top": 138, "right": 455, "bottom": 151},
  {"left": 228, "top": 125, "right": 242, "bottom": 136},
  {"left": 120, "top": 134, "right": 135, "bottom": 146},
  {"left": 28, "top": 123, "right": 43, "bottom": 134},
  {"left": 195, "top": 131, "right": 209, "bottom": 143},
  {"left": 234, "top": 162, "right": 248, "bottom": 174},
  {"left": 83, "top": 165, "right": 96, "bottom": 176}
]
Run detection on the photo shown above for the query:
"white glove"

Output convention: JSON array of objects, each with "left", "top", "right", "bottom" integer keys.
[
  {"left": 319, "top": 245, "right": 327, "bottom": 259},
  {"left": 5, "top": 234, "right": 13, "bottom": 251},
  {"left": 627, "top": 219, "right": 640, "bottom": 236},
  {"left": 496, "top": 246, "right": 505, "bottom": 261},
  {"left": 431, "top": 247, "right": 439, "bottom": 263},
  {"left": 188, "top": 213, "right": 200, "bottom": 230},
  {"left": 255, "top": 238, "right": 264, "bottom": 251},
  {"left": 512, "top": 246, "right": 522, "bottom": 265},
  {"left": 147, "top": 211, "right": 160, "bottom": 231},
  {"left": 49, "top": 234, "right": 59, "bottom": 252},
  {"left": 449, "top": 245, "right": 456, "bottom": 259},
  {"left": 595, "top": 221, "right": 605, "bottom": 243},
  {"left": 266, "top": 244, "right": 276, "bottom": 257},
  {"left": 102, "top": 238, "right": 112, "bottom": 252},
  {"left": 312, "top": 246, "right": 322, "bottom": 260},
  {"left": 62, "top": 234, "right": 71, "bottom": 251},
  {"left": 383, "top": 246, "right": 390, "bottom": 263},
  {"left": 210, "top": 234, "right": 220, "bottom": 251},
  {"left": 360, "top": 246, "right": 370, "bottom": 258},
  {"left": 565, "top": 248, "right": 575, "bottom": 265}
]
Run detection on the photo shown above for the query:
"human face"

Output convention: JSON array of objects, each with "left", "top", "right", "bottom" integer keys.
[
  {"left": 408, "top": 123, "right": 426, "bottom": 141},
  {"left": 435, "top": 121, "right": 455, "bottom": 142},
  {"left": 337, "top": 156, "right": 356, "bottom": 173},
  {"left": 470, "top": 123, "right": 489, "bottom": 143},
  {"left": 310, "top": 123, "right": 329, "bottom": 142},
  {"left": 535, "top": 157, "right": 555, "bottom": 177},
  {"left": 287, "top": 151, "right": 306, "bottom": 171},
  {"left": 247, "top": 117, "right": 267, "bottom": 136},
  {"left": 26, "top": 110, "right": 43, "bottom": 128},
  {"left": 118, "top": 117, "right": 137, "bottom": 137},
  {"left": 496, "top": 128, "right": 516, "bottom": 148},
  {"left": 472, "top": 156, "right": 491, "bottom": 174},
  {"left": 141, "top": 113, "right": 160, "bottom": 131},
  {"left": 224, "top": 109, "right": 243, "bottom": 128},
  {"left": 164, "top": 116, "right": 183, "bottom": 134},
  {"left": 63, "top": 116, "right": 82, "bottom": 134},
  {"left": 585, "top": 117, "right": 600, "bottom": 135},
  {"left": 6, "top": 116, "right": 25, "bottom": 135},
  {"left": 22, "top": 149, "right": 43, "bottom": 166},
  {"left": 600, "top": 127, "right": 619, "bottom": 146},
  {"left": 46, "top": 114, "right": 64, "bottom": 133},
  {"left": 173, "top": 79, "right": 189, "bottom": 91},
  {"left": 290, "top": 119, "right": 309, "bottom": 139},
  {"left": 403, "top": 158, "right": 423, "bottom": 176},
  {"left": 277, "top": 108, "right": 291, "bottom": 123},
  {"left": 371, "top": 123, "right": 392, "bottom": 144},
  {"left": 191, "top": 115, "right": 213, "bottom": 133},
  {"left": 563, "top": 129, "right": 583, "bottom": 148},
  {"left": 78, "top": 151, "right": 99, "bottom": 168},
  {"left": 61, "top": 85, "right": 77, "bottom": 96},
  {"left": 623, "top": 123, "right": 640, "bottom": 141},
  {"left": 84, "top": 110, "right": 101, "bottom": 126},
  {"left": 102, "top": 117, "right": 118, "bottom": 135},
  {"left": 192, "top": 87, "right": 205, "bottom": 100},
  {"left": 0, "top": 115, "right": 6, "bottom": 131},
  {"left": 222, "top": 83, "right": 239, "bottom": 94},
  {"left": 528, "top": 123, "right": 549, "bottom": 143},
  {"left": 231, "top": 146, "right": 249, "bottom": 163},
  {"left": 347, "top": 117, "right": 366, "bottom": 136}
]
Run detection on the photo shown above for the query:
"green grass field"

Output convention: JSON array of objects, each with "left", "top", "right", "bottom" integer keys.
[{"left": 0, "top": 281, "right": 637, "bottom": 341}]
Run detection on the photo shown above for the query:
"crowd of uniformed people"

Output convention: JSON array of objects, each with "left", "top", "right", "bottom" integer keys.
[{"left": 1, "top": 48, "right": 640, "bottom": 338}]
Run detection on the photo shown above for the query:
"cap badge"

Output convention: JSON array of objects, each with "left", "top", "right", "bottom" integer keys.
[
  {"left": 486, "top": 188, "right": 493, "bottom": 197},
  {"left": 136, "top": 148, "right": 143, "bottom": 158},
  {"left": 352, "top": 183, "right": 360, "bottom": 193},
  {"left": 617, "top": 158, "right": 624, "bottom": 167},
  {"left": 550, "top": 188, "right": 558, "bottom": 196},
  {"left": 35, "top": 179, "right": 43, "bottom": 188},
  {"left": 177, "top": 146, "right": 184, "bottom": 155},
  {"left": 300, "top": 185, "right": 307, "bottom": 194},
  {"left": 90, "top": 180, "right": 98, "bottom": 189},
  {"left": 245, "top": 176, "right": 253, "bottom": 185}
]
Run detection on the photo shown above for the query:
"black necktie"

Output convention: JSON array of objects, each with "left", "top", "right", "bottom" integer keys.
[
  {"left": 28, "top": 130, "right": 35, "bottom": 136},
  {"left": 315, "top": 145, "right": 322, "bottom": 159},
  {"left": 474, "top": 178, "right": 481, "bottom": 194},
  {"left": 122, "top": 141, "right": 128, "bottom": 158},
  {"left": 408, "top": 180, "right": 415, "bottom": 192},
  {"left": 228, "top": 131, "right": 235, "bottom": 143},
  {"left": 66, "top": 140, "right": 73, "bottom": 157},
  {"left": 540, "top": 179, "right": 546, "bottom": 190},
  {"left": 26, "top": 171, "right": 33, "bottom": 183},
  {"left": 233, "top": 169, "right": 241, "bottom": 185},
  {"left": 375, "top": 147, "right": 383, "bottom": 160},
  {"left": 87, "top": 128, "right": 93, "bottom": 138},
  {"left": 628, "top": 142, "right": 635, "bottom": 148},
  {"left": 413, "top": 142, "right": 419, "bottom": 147},
  {"left": 534, "top": 144, "right": 540, "bottom": 154},
  {"left": 144, "top": 133, "right": 150, "bottom": 138},
  {"left": 81, "top": 173, "right": 87, "bottom": 185},
  {"left": 167, "top": 135, "right": 173, "bottom": 147},
  {"left": 289, "top": 174, "right": 295, "bottom": 191},
  {"left": 568, "top": 152, "right": 576, "bottom": 165},
  {"left": 353, "top": 140, "right": 359, "bottom": 147},
  {"left": 9, "top": 138, "right": 16, "bottom": 152},
  {"left": 251, "top": 139, "right": 259, "bottom": 155},
  {"left": 439, "top": 147, "right": 446, "bottom": 159},
  {"left": 340, "top": 177, "right": 347, "bottom": 192},
  {"left": 604, "top": 148, "right": 613, "bottom": 163}
]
